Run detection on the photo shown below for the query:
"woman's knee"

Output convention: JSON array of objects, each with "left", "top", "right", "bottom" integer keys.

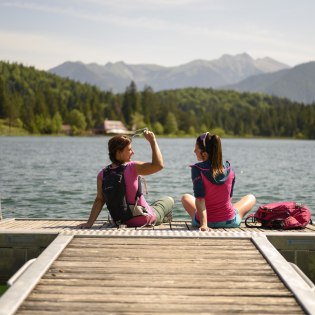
[
  {"left": 181, "top": 193, "right": 192, "bottom": 205},
  {"left": 234, "top": 194, "right": 256, "bottom": 218},
  {"left": 181, "top": 194, "right": 196, "bottom": 217},
  {"left": 247, "top": 194, "right": 256, "bottom": 206}
]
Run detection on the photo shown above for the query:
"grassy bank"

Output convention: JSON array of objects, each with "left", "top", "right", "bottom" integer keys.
[
  {"left": 0, "top": 119, "right": 307, "bottom": 139},
  {"left": 0, "top": 119, "right": 29, "bottom": 136}
]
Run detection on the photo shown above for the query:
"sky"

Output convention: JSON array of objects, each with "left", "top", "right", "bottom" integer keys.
[{"left": 0, "top": 0, "right": 315, "bottom": 70}]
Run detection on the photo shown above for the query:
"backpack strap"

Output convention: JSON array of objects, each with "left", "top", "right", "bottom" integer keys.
[
  {"left": 102, "top": 165, "right": 111, "bottom": 178},
  {"left": 244, "top": 213, "right": 258, "bottom": 228},
  {"left": 135, "top": 176, "right": 143, "bottom": 202},
  {"left": 103, "top": 164, "right": 143, "bottom": 210}
]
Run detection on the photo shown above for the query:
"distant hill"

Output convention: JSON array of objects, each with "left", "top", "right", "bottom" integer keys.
[
  {"left": 48, "top": 53, "right": 289, "bottom": 93},
  {"left": 223, "top": 61, "right": 315, "bottom": 104}
]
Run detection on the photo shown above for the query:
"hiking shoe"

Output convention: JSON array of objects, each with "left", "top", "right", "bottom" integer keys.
[{"left": 163, "top": 210, "right": 173, "bottom": 223}]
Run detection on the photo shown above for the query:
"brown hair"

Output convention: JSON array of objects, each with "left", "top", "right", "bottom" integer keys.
[
  {"left": 197, "top": 133, "right": 224, "bottom": 178},
  {"left": 108, "top": 135, "right": 131, "bottom": 165}
]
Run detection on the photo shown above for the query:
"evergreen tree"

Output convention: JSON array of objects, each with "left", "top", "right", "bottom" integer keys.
[
  {"left": 68, "top": 109, "right": 87, "bottom": 132},
  {"left": 122, "top": 81, "right": 140, "bottom": 126},
  {"left": 0, "top": 76, "right": 8, "bottom": 118},
  {"left": 141, "top": 85, "right": 159, "bottom": 125},
  {"left": 51, "top": 112, "right": 63, "bottom": 133},
  {"left": 165, "top": 112, "right": 178, "bottom": 134}
]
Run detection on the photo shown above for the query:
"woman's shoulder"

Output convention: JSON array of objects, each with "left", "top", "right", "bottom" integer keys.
[
  {"left": 191, "top": 160, "right": 211, "bottom": 170},
  {"left": 125, "top": 161, "right": 136, "bottom": 172},
  {"left": 98, "top": 162, "right": 135, "bottom": 180},
  {"left": 126, "top": 161, "right": 136, "bottom": 167},
  {"left": 97, "top": 167, "right": 105, "bottom": 180},
  {"left": 124, "top": 161, "right": 138, "bottom": 177}
]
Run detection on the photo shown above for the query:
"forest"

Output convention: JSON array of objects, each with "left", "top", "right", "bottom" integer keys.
[{"left": 1, "top": 61, "right": 315, "bottom": 138}]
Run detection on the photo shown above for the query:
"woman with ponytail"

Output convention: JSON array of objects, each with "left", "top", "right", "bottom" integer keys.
[{"left": 181, "top": 132, "right": 256, "bottom": 231}]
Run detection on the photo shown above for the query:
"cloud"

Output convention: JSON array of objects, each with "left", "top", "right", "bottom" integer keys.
[
  {"left": 1, "top": 0, "right": 314, "bottom": 68},
  {"left": 0, "top": 30, "right": 96, "bottom": 69}
]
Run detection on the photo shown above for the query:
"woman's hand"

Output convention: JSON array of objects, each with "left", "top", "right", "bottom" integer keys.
[
  {"left": 77, "top": 176, "right": 105, "bottom": 230},
  {"left": 77, "top": 222, "right": 93, "bottom": 229},
  {"left": 143, "top": 129, "right": 156, "bottom": 144},
  {"left": 135, "top": 129, "right": 164, "bottom": 176},
  {"left": 199, "top": 225, "right": 209, "bottom": 232}
]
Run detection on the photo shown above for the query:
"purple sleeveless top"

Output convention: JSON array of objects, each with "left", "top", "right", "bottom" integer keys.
[{"left": 98, "top": 161, "right": 156, "bottom": 226}]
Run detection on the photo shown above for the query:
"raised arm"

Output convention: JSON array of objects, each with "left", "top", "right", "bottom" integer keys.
[
  {"left": 135, "top": 130, "right": 164, "bottom": 176},
  {"left": 77, "top": 175, "right": 106, "bottom": 229}
]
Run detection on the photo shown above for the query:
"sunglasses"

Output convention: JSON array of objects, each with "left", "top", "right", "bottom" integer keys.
[
  {"left": 132, "top": 128, "right": 148, "bottom": 138},
  {"left": 198, "top": 132, "right": 209, "bottom": 148}
]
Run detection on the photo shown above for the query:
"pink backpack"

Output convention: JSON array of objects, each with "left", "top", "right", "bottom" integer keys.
[{"left": 245, "top": 201, "right": 312, "bottom": 229}]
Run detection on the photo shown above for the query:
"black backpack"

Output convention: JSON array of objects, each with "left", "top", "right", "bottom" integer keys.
[{"left": 102, "top": 164, "right": 142, "bottom": 224}]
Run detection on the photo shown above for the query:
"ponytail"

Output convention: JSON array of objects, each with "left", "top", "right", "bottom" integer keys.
[{"left": 198, "top": 133, "right": 224, "bottom": 178}]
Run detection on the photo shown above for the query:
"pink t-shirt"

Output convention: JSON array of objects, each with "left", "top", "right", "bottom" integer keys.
[
  {"left": 98, "top": 161, "right": 156, "bottom": 226},
  {"left": 197, "top": 171, "right": 235, "bottom": 222},
  {"left": 192, "top": 161, "right": 235, "bottom": 223}
]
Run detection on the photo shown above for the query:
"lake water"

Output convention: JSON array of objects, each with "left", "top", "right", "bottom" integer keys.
[{"left": 0, "top": 136, "right": 314, "bottom": 221}]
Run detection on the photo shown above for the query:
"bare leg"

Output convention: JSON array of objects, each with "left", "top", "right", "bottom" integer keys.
[
  {"left": 181, "top": 194, "right": 196, "bottom": 218},
  {"left": 233, "top": 194, "right": 256, "bottom": 219}
]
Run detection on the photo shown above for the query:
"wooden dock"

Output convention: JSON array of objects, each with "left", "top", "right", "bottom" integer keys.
[
  {"left": 0, "top": 219, "right": 315, "bottom": 314},
  {"left": 0, "top": 218, "right": 314, "bottom": 235}
]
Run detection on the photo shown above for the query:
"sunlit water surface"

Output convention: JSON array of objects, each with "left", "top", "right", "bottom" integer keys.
[{"left": 1, "top": 137, "right": 314, "bottom": 221}]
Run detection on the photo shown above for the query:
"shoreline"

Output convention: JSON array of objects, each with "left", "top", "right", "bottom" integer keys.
[{"left": 0, "top": 132, "right": 311, "bottom": 141}]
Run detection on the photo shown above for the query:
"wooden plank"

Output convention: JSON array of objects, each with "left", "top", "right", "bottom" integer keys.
[
  {"left": 38, "top": 277, "right": 286, "bottom": 288},
  {"left": 44, "top": 267, "right": 277, "bottom": 278},
  {"left": 67, "top": 236, "right": 255, "bottom": 249},
  {"left": 0, "top": 219, "right": 19, "bottom": 228},
  {"left": 23, "top": 294, "right": 300, "bottom": 305},
  {"left": 18, "top": 299, "right": 304, "bottom": 314},
  {"left": 16, "top": 311, "right": 304, "bottom": 315},
  {"left": 31, "top": 285, "right": 292, "bottom": 296}
]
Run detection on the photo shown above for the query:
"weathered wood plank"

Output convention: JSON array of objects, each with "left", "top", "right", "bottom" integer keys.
[
  {"left": 57, "top": 254, "right": 264, "bottom": 261},
  {"left": 27, "top": 290, "right": 294, "bottom": 304},
  {"left": 57, "top": 251, "right": 265, "bottom": 259},
  {"left": 18, "top": 299, "right": 304, "bottom": 312},
  {"left": 24, "top": 294, "right": 300, "bottom": 305},
  {"left": 50, "top": 261, "right": 272, "bottom": 272},
  {"left": 65, "top": 240, "right": 256, "bottom": 247},
  {"left": 43, "top": 268, "right": 277, "bottom": 278},
  {"left": 38, "top": 278, "right": 286, "bottom": 288},
  {"left": 17, "top": 311, "right": 304, "bottom": 315},
  {"left": 31, "top": 285, "right": 292, "bottom": 296},
  {"left": 70, "top": 237, "right": 254, "bottom": 244}
]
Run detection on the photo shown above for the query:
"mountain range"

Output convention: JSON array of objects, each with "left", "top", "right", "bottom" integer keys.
[
  {"left": 224, "top": 61, "right": 315, "bottom": 104},
  {"left": 49, "top": 53, "right": 315, "bottom": 104}
]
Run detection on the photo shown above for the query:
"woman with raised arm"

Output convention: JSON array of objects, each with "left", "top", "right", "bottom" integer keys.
[
  {"left": 78, "top": 129, "right": 174, "bottom": 228},
  {"left": 181, "top": 132, "right": 256, "bottom": 231}
]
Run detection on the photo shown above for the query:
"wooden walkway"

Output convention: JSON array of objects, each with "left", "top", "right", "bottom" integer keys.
[
  {"left": 5, "top": 237, "right": 309, "bottom": 314},
  {"left": 1, "top": 219, "right": 315, "bottom": 314},
  {"left": 0, "top": 218, "right": 315, "bottom": 235}
]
